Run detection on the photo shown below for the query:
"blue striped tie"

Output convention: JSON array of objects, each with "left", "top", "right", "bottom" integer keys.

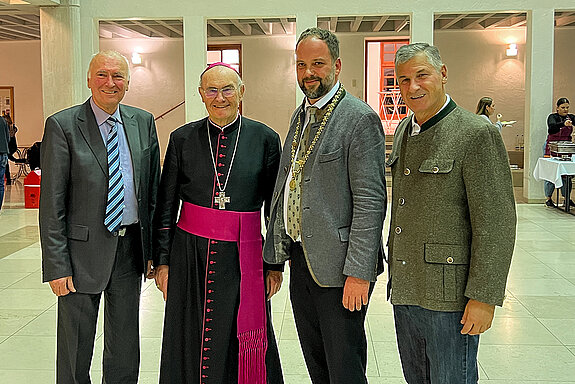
[{"left": 104, "top": 117, "right": 124, "bottom": 233}]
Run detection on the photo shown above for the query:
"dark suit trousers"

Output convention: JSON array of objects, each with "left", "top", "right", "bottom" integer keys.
[
  {"left": 289, "top": 242, "right": 371, "bottom": 384},
  {"left": 57, "top": 225, "right": 143, "bottom": 384}
]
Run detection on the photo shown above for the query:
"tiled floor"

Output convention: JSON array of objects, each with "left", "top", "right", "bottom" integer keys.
[{"left": 1, "top": 182, "right": 575, "bottom": 383}]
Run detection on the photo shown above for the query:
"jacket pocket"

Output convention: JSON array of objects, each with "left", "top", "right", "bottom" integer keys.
[
  {"left": 318, "top": 147, "right": 343, "bottom": 163},
  {"left": 338, "top": 226, "right": 350, "bottom": 242},
  {"left": 419, "top": 159, "right": 454, "bottom": 174},
  {"left": 67, "top": 224, "right": 89, "bottom": 241},
  {"left": 424, "top": 243, "right": 469, "bottom": 302}
]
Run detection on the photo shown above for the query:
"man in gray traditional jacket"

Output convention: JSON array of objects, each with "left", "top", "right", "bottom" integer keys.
[
  {"left": 387, "top": 42, "right": 516, "bottom": 383},
  {"left": 264, "top": 27, "right": 386, "bottom": 383}
]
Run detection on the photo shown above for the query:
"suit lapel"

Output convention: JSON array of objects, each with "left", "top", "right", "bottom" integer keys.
[
  {"left": 77, "top": 100, "right": 107, "bottom": 176},
  {"left": 121, "top": 105, "right": 142, "bottom": 197}
]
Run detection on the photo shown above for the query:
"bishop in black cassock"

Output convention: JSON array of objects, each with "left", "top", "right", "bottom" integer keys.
[{"left": 153, "top": 63, "right": 284, "bottom": 384}]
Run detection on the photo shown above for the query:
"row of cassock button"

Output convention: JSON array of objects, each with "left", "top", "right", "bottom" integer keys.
[{"left": 203, "top": 130, "right": 227, "bottom": 381}]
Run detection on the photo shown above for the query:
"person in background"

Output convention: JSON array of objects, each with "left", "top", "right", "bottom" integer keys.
[
  {"left": 543, "top": 97, "right": 575, "bottom": 208},
  {"left": 3, "top": 114, "right": 18, "bottom": 185},
  {"left": 0, "top": 115, "right": 8, "bottom": 210},
  {"left": 476, "top": 97, "right": 503, "bottom": 132}
]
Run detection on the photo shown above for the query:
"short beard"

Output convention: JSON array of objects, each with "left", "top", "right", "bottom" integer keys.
[{"left": 299, "top": 66, "right": 336, "bottom": 100}]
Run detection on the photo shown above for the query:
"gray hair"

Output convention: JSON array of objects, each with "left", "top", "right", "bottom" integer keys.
[
  {"left": 395, "top": 43, "right": 443, "bottom": 73},
  {"left": 296, "top": 27, "right": 339, "bottom": 62},
  {"left": 88, "top": 50, "right": 131, "bottom": 81}
]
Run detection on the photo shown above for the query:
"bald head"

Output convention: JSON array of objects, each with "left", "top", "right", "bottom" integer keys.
[{"left": 88, "top": 50, "right": 130, "bottom": 81}]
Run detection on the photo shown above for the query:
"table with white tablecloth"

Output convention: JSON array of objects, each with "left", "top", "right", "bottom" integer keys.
[{"left": 533, "top": 157, "right": 575, "bottom": 212}]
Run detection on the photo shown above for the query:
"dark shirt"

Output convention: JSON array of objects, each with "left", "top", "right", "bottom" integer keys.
[{"left": 0, "top": 117, "right": 9, "bottom": 154}]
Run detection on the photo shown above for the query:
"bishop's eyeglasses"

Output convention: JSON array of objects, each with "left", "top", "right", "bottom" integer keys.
[{"left": 202, "top": 86, "right": 237, "bottom": 98}]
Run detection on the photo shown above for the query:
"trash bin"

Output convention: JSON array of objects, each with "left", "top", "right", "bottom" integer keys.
[{"left": 24, "top": 170, "right": 41, "bottom": 209}]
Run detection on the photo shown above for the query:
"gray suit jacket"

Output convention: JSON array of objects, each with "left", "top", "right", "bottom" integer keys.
[
  {"left": 263, "top": 90, "right": 387, "bottom": 287},
  {"left": 39, "top": 99, "right": 161, "bottom": 294}
]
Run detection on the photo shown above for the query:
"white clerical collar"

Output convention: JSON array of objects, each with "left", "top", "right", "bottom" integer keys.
[
  {"left": 304, "top": 81, "right": 341, "bottom": 111},
  {"left": 208, "top": 113, "right": 239, "bottom": 131},
  {"left": 90, "top": 97, "right": 121, "bottom": 126},
  {"left": 410, "top": 94, "right": 451, "bottom": 136}
]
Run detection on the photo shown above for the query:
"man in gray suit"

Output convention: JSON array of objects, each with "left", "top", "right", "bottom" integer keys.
[
  {"left": 387, "top": 43, "right": 516, "bottom": 383},
  {"left": 39, "top": 50, "right": 160, "bottom": 384},
  {"left": 263, "top": 28, "right": 386, "bottom": 383}
]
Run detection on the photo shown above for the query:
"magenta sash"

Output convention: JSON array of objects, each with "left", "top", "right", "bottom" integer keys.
[{"left": 177, "top": 202, "right": 268, "bottom": 384}]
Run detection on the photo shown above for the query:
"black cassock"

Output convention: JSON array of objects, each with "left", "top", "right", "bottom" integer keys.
[{"left": 154, "top": 116, "right": 284, "bottom": 383}]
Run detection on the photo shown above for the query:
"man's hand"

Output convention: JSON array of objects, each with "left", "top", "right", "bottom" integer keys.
[
  {"left": 146, "top": 260, "right": 155, "bottom": 279},
  {"left": 460, "top": 299, "right": 495, "bottom": 335},
  {"left": 48, "top": 276, "right": 76, "bottom": 297},
  {"left": 342, "top": 276, "right": 370, "bottom": 311},
  {"left": 266, "top": 270, "right": 283, "bottom": 300},
  {"left": 155, "top": 265, "right": 169, "bottom": 301}
]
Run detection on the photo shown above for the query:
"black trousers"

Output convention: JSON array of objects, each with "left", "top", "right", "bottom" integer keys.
[
  {"left": 289, "top": 242, "right": 371, "bottom": 384},
  {"left": 57, "top": 225, "right": 143, "bottom": 384}
]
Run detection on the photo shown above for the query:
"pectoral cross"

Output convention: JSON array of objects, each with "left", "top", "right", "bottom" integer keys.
[{"left": 215, "top": 191, "right": 230, "bottom": 210}]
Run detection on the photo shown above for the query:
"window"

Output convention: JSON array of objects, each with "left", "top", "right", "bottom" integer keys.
[{"left": 366, "top": 40, "right": 409, "bottom": 135}]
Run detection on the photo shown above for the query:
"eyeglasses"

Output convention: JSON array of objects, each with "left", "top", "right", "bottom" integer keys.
[{"left": 202, "top": 86, "right": 237, "bottom": 98}]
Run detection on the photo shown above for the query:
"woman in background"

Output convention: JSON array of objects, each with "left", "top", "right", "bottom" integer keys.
[
  {"left": 476, "top": 96, "right": 503, "bottom": 132},
  {"left": 543, "top": 97, "right": 575, "bottom": 208}
]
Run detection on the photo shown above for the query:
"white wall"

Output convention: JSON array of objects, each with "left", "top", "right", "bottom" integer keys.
[
  {"left": 553, "top": 28, "right": 575, "bottom": 107},
  {"left": 0, "top": 41, "right": 44, "bottom": 147},
  {"left": 435, "top": 28, "right": 527, "bottom": 150},
  {"left": 99, "top": 38, "right": 185, "bottom": 157}
]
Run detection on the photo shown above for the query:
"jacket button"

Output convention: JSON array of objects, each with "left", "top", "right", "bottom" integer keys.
[
  {"left": 404, "top": 168, "right": 410, "bottom": 176},
  {"left": 273, "top": 191, "right": 278, "bottom": 197},
  {"left": 399, "top": 197, "right": 405, "bottom": 206},
  {"left": 432, "top": 166, "right": 439, "bottom": 173},
  {"left": 446, "top": 257, "right": 454, "bottom": 264},
  {"left": 395, "top": 226, "right": 402, "bottom": 235},
  {"left": 283, "top": 166, "right": 288, "bottom": 173},
  {"left": 306, "top": 234, "right": 313, "bottom": 238}
]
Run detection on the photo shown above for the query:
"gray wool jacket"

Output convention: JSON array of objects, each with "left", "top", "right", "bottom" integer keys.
[
  {"left": 386, "top": 100, "right": 516, "bottom": 311},
  {"left": 263, "top": 90, "right": 387, "bottom": 287}
]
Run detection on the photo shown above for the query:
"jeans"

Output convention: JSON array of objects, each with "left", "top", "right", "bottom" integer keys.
[
  {"left": 394, "top": 304, "right": 479, "bottom": 384},
  {"left": 544, "top": 180, "right": 566, "bottom": 198},
  {"left": 0, "top": 153, "right": 7, "bottom": 210}
]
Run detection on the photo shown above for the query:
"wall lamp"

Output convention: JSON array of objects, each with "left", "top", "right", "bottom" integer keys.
[
  {"left": 131, "top": 52, "right": 143, "bottom": 65},
  {"left": 506, "top": 43, "right": 518, "bottom": 57}
]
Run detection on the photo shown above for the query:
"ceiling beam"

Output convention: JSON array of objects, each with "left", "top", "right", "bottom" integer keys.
[
  {"left": 207, "top": 20, "right": 230, "bottom": 36},
  {"left": 484, "top": 13, "right": 522, "bottom": 29},
  {"left": 130, "top": 20, "right": 171, "bottom": 38},
  {"left": 463, "top": 13, "right": 495, "bottom": 29},
  {"left": 350, "top": 16, "right": 362, "bottom": 32},
  {"left": 101, "top": 22, "right": 146, "bottom": 39},
  {"left": 555, "top": 14, "right": 575, "bottom": 27},
  {"left": 157, "top": 20, "right": 182, "bottom": 36},
  {"left": 230, "top": 19, "right": 251, "bottom": 35},
  {"left": 440, "top": 13, "right": 467, "bottom": 29},
  {"left": 329, "top": 16, "right": 337, "bottom": 32},
  {"left": 372, "top": 15, "right": 389, "bottom": 32},
  {"left": 279, "top": 18, "right": 291, "bottom": 34},
  {"left": 0, "top": 24, "right": 37, "bottom": 38},
  {"left": 395, "top": 17, "right": 409, "bottom": 33},
  {"left": 255, "top": 18, "right": 271, "bottom": 35}
]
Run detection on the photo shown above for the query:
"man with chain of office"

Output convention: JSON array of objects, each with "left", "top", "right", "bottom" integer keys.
[
  {"left": 153, "top": 62, "right": 284, "bottom": 384},
  {"left": 263, "top": 28, "right": 387, "bottom": 383}
]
